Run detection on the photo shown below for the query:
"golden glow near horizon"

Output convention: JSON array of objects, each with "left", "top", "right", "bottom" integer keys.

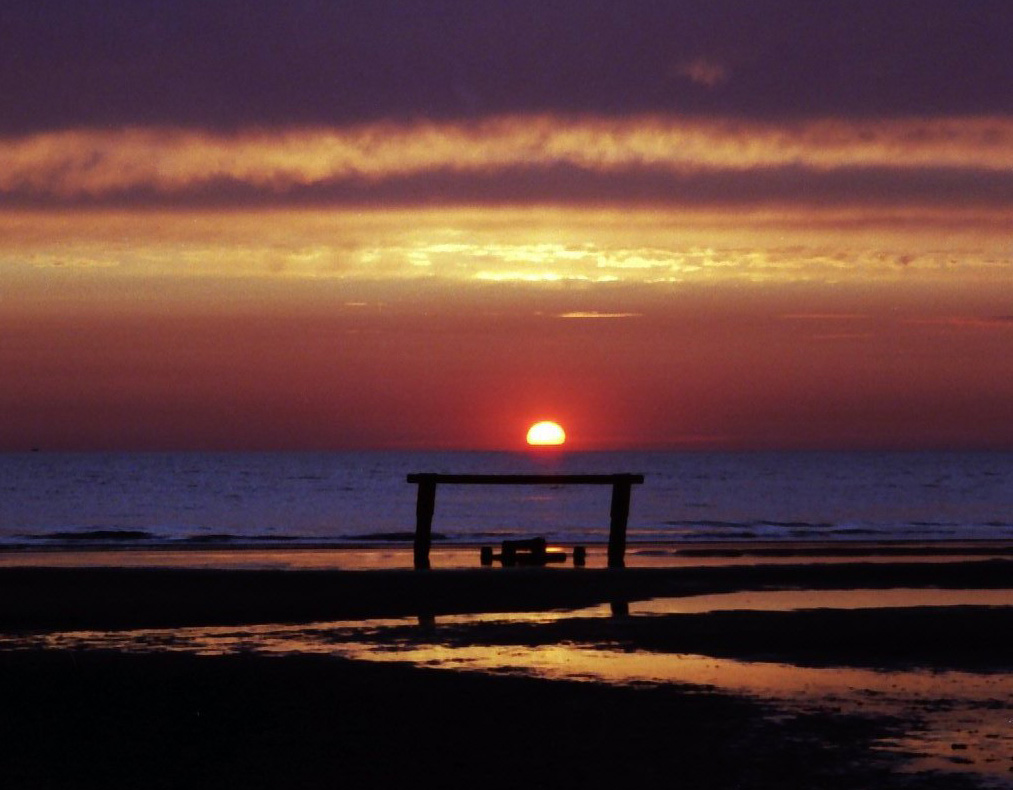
[
  {"left": 3, "top": 206, "right": 1009, "bottom": 295},
  {"left": 526, "top": 421, "right": 566, "bottom": 446}
]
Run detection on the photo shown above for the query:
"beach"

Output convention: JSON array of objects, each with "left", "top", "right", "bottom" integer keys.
[
  {"left": 2, "top": 548, "right": 1012, "bottom": 788},
  {"left": 0, "top": 648, "right": 924, "bottom": 790}
]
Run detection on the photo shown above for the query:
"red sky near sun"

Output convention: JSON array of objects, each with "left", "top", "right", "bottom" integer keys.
[{"left": 1, "top": 2, "right": 1012, "bottom": 451}]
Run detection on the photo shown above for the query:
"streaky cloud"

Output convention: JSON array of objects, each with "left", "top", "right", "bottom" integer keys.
[
  {"left": 3, "top": 207, "right": 1008, "bottom": 289},
  {"left": 557, "top": 312, "right": 643, "bottom": 319},
  {"left": 1, "top": 116, "right": 1012, "bottom": 207}
]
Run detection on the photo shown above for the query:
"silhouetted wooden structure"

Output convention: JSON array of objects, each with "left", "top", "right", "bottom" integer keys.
[
  {"left": 480, "top": 537, "right": 570, "bottom": 566},
  {"left": 406, "top": 473, "right": 645, "bottom": 570}
]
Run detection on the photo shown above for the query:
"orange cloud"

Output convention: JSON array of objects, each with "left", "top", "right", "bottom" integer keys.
[
  {"left": 779, "top": 313, "right": 869, "bottom": 320},
  {"left": 903, "top": 316, "right": 1013, "bottom": 330},
  {"left": 2, "top": 206, "right": 1009, "bottom": 299},
  {"left": 556, "top": 312, "right": 643, "bottom": 319},
  {"left": 1, "top": 116, "right": 1011, "bottom": 199}
]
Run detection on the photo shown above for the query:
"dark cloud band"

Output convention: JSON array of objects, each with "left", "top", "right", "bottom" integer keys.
[{"left": 2, "top": 1, "right": 1012, "bottom": 134}]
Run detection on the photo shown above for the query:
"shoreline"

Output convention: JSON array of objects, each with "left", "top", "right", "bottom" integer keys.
[
  {"left": 2, "top": 555, "right": 1012, "bottom": 631},
  {"left": 2, "top": 538, "right": 1011, "bottom": 571}
]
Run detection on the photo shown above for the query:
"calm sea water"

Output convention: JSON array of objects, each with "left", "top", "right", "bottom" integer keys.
[{"left": 1, "top": 451, "right": 1011, "bottom": 548}]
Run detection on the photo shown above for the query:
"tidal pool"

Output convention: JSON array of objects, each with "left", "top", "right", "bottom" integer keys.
[{"left": 4, "top": 587, "right": 1011, "bottom": 782}]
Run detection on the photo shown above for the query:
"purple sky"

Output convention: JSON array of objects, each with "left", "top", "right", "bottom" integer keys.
[{"left": 2, "top": 1, "right": 1011, "bottom": 450}]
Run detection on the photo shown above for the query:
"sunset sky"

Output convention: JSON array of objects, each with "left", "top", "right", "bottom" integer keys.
[{"left": 2, "top": 1, "right": 1011, "bottom": 451}]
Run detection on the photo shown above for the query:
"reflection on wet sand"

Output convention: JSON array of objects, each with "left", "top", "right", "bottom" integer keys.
[
  {"left": 3, "top": 588, "right": 1011, "bottom": 782},
  {"left": 626, "top": 587, "right": 1013, "bottom": 614}
]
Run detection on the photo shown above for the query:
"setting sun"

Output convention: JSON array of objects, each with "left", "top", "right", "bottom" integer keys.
[{"left": 526, "top": 421, "right": 566, "bottom": 446}]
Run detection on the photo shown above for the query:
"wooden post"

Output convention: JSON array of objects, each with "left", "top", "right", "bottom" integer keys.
[
  {"left": 607, "top": 477, "right": 633, "bottom": 569},
  {"left": 413, "top": 476, "right": 437, "bottom": 570}
]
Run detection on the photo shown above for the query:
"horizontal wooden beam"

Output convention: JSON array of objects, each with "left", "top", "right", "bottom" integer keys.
[{"left": 406, "top": 473, "right": 644, "bottom": 486}]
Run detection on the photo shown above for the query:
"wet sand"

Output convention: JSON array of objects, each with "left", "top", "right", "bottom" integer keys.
[
  {"left": 2, "top": 556, "right": 1011, "bottom": 631},
  {"left": 1, "top": 646, "right": 988, "bottom": 790},
  {"left": 2, "top": 555, "right": 1011, "bottom": 788}
]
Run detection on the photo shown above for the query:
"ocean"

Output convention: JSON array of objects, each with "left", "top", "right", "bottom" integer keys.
[{"left": 1, "top": 451, "right": 1011, "bottom": 550}]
